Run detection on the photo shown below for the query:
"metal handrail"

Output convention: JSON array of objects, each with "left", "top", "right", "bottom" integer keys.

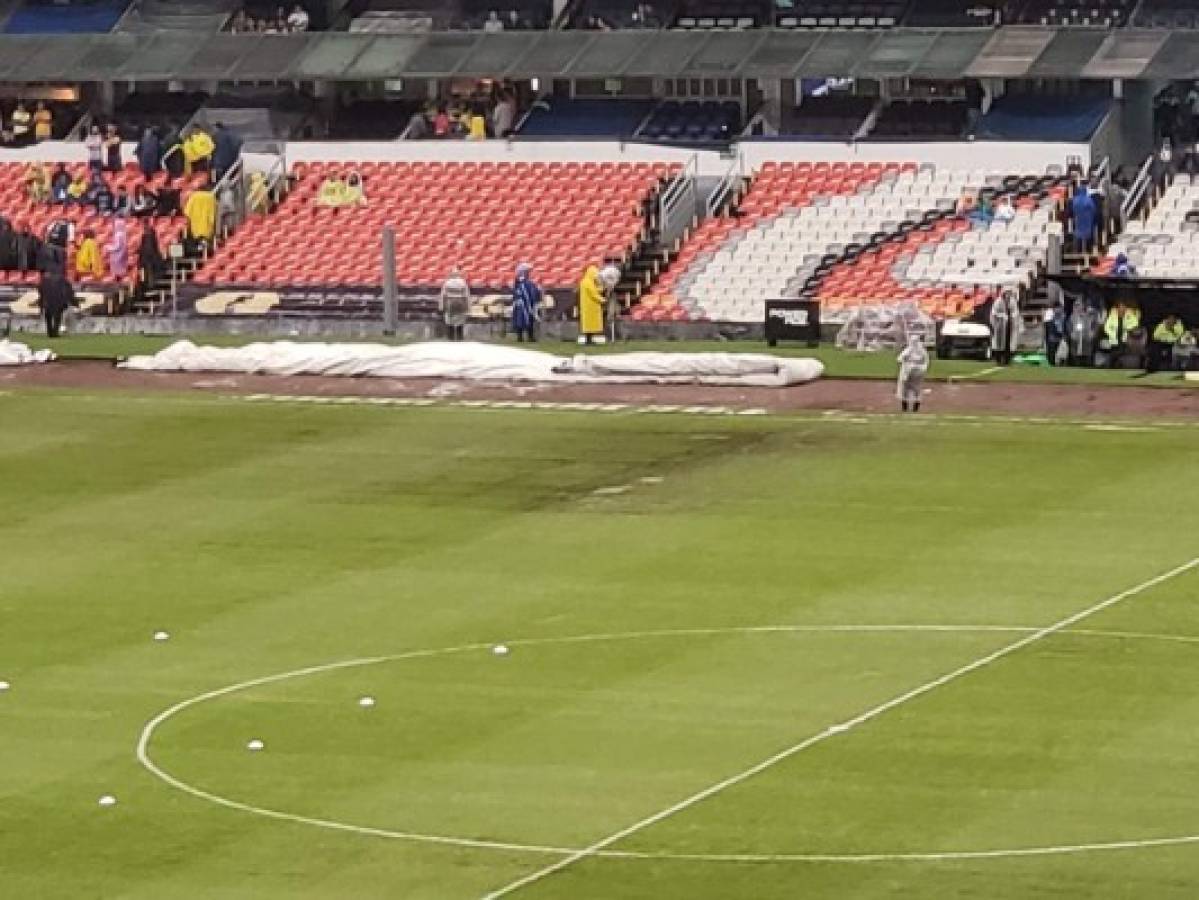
[
  {"left": 1122, "top": 152, "right": 1155, "bottom": 222},
  {"left": 705, "top": 151, "right": 742, "bottom": 218}
]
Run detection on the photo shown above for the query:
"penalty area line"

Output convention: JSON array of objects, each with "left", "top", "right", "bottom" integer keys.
[{"left": 480, "top": 555, "right": 1199, "bottom": 899}]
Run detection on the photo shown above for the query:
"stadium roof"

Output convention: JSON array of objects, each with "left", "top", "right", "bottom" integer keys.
[{"left": 0, "top": 27, "right": 1190, "bottom": 82}]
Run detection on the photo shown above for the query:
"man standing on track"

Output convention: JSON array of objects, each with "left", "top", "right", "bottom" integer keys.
[
  {"left": 37, "top": 270, "right": 77, "bottom": 339},
  {"left": 896, "top": 333, "right": 929, "bottom": 413}
]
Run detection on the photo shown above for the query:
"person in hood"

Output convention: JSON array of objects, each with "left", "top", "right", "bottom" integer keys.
[
  {"left": 37, "top": 270, "right": 77, "bottom": 338},
  {"left": 106, "top": 217, "right": 129, "bottom": 282},
  {"left": 577, "top": 263, "right": 608, "bottom": 344},
  {"left": 1113, "top": 252, "right": 1136, "bottom": 277},
  {"left": 510, "top": 262, "right": 542, "bottom": 342},
  {"left": 14, "top": 220, "right": 41, "bottom": 273},
  {"left": 1070, "top": 183, "right": 1096, "bottom": 253},
  {"left": 212, "top": 122, "right": 243, "bottom": 182},
  {"left": 75, "top": 228, "right": 104, "bottom": 280},
  {"left": 1043, "top": 299, "right": 1066, "bottom": 366},
  {"left": 989, "top": 290, "right": 1020, "bottom": 365},
  {"left": 136, "top": 127, "right": 161, "bottom": 179},
  {"left": 161, "top": 127, "right": 185, "bottom": 179},
  {"left": 896, "top": 333, "right": 929, "bottom": 413},
  {"left": 135, "top": 221, "right": 166, "bottom": 305},
  {"left": 0, "top": 217, "right": 16, "bottom": 270},
  {"left": 439, "top": 267, "right": 471, "bottom": 341},
  {"left": 49, "top": 163, "right": 71, "bottom": 203}
]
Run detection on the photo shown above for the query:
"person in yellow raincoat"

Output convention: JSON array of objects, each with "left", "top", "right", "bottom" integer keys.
[
  {"left": 75, "top": 228, "right": 104, "bottom": 280},
  {"left": 184, "top": 184, "right": 217, "bottom": 242},
  {"left": 183, "top": 128, "right": 215, "bottom": 175},
  {"left": 577, "top": 264, "right": 608, "bottom": 345}
]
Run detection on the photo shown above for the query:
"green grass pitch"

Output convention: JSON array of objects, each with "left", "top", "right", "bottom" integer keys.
[{"left": 4, "top": 388, "right": 1199, "bottom": 899}]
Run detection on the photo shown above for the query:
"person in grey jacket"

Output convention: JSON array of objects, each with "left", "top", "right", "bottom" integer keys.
[{"left": 440, "top": 268, "right": 471, "bottom": 341}]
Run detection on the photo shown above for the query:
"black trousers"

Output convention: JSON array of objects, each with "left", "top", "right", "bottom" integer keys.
[
  {"left": 44, "top": 308, "right": 63, "bottom": 338},
  {"left": 515, "top": 326, "right": 536, "bottom": 342},
  {"left": 445, "top": 324, "right": 464, "bottom": 341}
]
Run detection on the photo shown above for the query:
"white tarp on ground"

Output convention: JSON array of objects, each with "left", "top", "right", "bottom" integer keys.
[
  {"left": 120, "top": 341, "right": 824, "bottom": 387},
  {"left": 0, "top": 340, "right": 54, "bottom": 366}
]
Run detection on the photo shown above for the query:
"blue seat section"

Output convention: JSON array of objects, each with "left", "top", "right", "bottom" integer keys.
[
  {"left": 5, "top": 0, "right": 130, "bottom": 33},
  {"left": 975, "top": 94, "right": 1112, "bottom": 142},
  {"left": 517, "top": 99, "right": 656, "bottom": 138},
  {"left": 639, "top": 100, "right": 741, "bottom": 143}
]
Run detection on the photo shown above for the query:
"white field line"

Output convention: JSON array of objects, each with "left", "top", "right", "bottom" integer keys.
[{"left": 480, "top": 557, "right": 1199, "bottom": 899}]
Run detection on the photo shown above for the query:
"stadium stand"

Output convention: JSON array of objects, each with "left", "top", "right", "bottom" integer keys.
[
  {"left": 779, "top": 95, "right": 874, "bottom": 139},
  {"left": 570, "top": 0, "right": 662, "bottom": 28},
  {"left": 188, "top": 162, "right": 676, "bottom": 310},
  {"left": 775, "top": 0, "right": 905, "bottom": 28},
  {"left": 1015, "top": 0, "right": 1132, "bottom": 26},
  {"left": 869, "top": 100, "right": 968, "bottom": 140},
  {"left": 973, "top": 93, "right": 1111, "bottom": 142},
  {"left": 1098, "top": 174, "right": 1199, "bottom": 278},
  {"left": 111, "top": 91, "right": 209, "bottom": 142},
  {"left": 3, "top": 0, "right": 130, "bottom": 33},
  {"left": 638, "top": 162, "right": 1066, "bottom": 323},
  {"left": 518, "top": 99, "right": 656, "bottom": 139},
  {"left": 1134, "top": 0, "right": 1199, "bottom": 27},
  {"left": 638, "top": 101, "right": 741, "bottom": 144},
  {"left": 903, "top": 0, "right": 1007, "bottom": 25},
  {"left": 118, "top": 0, "right": 235, "bottom": 33},
  {"left": 675, "top": 0, "right": 766, "bottom": 28},
  {"left": 0, "top": 162, "right": 198, "bottom": 287}
]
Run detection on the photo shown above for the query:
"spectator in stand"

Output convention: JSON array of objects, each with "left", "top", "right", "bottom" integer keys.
[
  {"left": 130, "top": 184, "right": 157, "bottom": 217},
  {"left": 510, "top": 262, "right": 541, "bottom": 342},
  {"left": 161, "top": 127, "right": 185, "bottom": 179},
  {"left": 248, "top": 171, "right": 270, "bottom": 215},
  {"left": 38, "top": 270, "right": 77, "bottom": 338},
  {"left": 1113, "top": 251, "right": 1136, "bottom": 277},
  {"left": 90, "top": 174, "right": 115, "bottom": 215},
  {"left": 49, "top": 163, "right": 70, "bottom": 203},
  {"left": 506, "top": 10, "right": 520, "bottom": 28},
  {"left": 993, "top": 196, "right": 1016, "bottom": 223},
  {"left": 405, "top": 108, "right": 429, "bottom": 139},
  {"left": 1107, "top": 176, "right": 1128, "bottom": 233},
  {"left": 10, "top": 101, "right": 31, "bottom": 146},
  {"left": 113, "top": 186, "right": 131, "bottom": 217},
  {"left": 85, "top": 124, "right": 103, "bottom": 175},
  {"left": 467, "top": 104, "right": 487, "bottom": 141},
  {"left": 66, "top": 171, "right": 89, "bottom": 205},
  {"left": 183, "top": 127, "right": 215, "bottom": 175},
  {"left": 24, "top": 162, "right": 49, "bottom": 204},
  {"left": 135, "top": 221, "right": 166, "bottom": 304},
  {"left": 433, "top": 106, "right": 450, "bottom": 138},
  {"left": 344, "top": 170, "right": 366, "bottom": 206},
  {"left": 184, "top": 178, "right": 217, "bottom": 247},
  {"left": 287, "top": 3, "right": 309, "bottom": 30},
  {"left": 75, "top": 229, "right": 103, "bottom": 280},
  {"left": 492, "top": 91, "right": 516, "bottom": 138},
  {"left": 212, "top": 122, "right": 243, "bottom": 183},
  {"left": 106, "top": 218, "right": 129, "bottom": 284},
  {"left": 316, "top": 173, "right": 348, "bottom": 207},
  {"left": 230, "top": 9, "right": 249, "bottom": 31},
  {"left": 0, "top": 218, "right": 15, "bottom": 270},
  {"left": 15, "top": 221, "right": 41, "bottom": 274},
  {"left": 1069, "top": 184, "right": 1096, "bottom": 253},
  {"left": 483, "top": 10, "right": 504, "bottom": 31},
  {"left": 1150, "top": 313, "right": 1186, "bottom": 372},
  {"left": 103, "top": 124, "right": 122, "bottom": 173},
  {"left": 440, "top": 268, "right": 471, "bottom": 341},
  {"left": 136, "top": 126, "right": 160, "bottom": 179},
  {"left": 33, "top": 102, "right": 52, "bottom": 142}
]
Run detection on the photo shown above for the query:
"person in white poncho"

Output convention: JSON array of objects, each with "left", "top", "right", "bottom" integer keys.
[{"left": 896, "top": 333, "right": 929, "bottom": 413}]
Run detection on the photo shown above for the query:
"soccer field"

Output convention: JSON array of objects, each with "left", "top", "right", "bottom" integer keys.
[{"left": 4, "top": 389, "right": 1199, "bottom": 899}]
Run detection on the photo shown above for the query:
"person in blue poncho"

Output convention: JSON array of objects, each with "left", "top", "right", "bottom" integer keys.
[
  {"left": 1070, "top": 183, "right": 1096, "bottom": 253},
  {"left": 510, "top": 261, "right": 542, "bottom": 342},
  {"left": 136, "top": 127, "right": 160, "bottom": 180}
]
